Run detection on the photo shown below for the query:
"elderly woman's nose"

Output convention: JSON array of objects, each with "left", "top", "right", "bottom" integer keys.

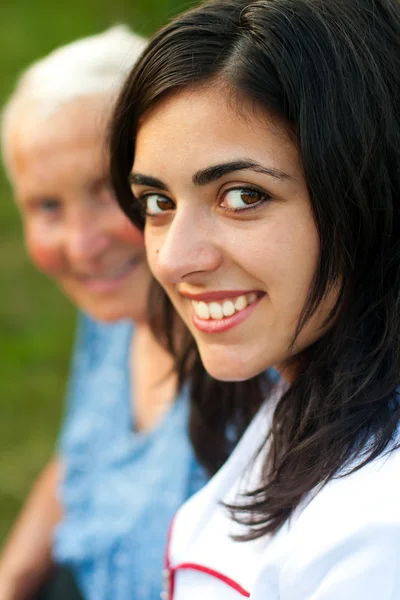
[{"left": 64, "top": 209, "right": 109, "bottom": 264}]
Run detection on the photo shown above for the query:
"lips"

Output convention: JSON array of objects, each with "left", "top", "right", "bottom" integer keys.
[
  {"left": 180, "top": 289, "right": 265, "bottom": 333},
  {"left": 75, "top": 255, "right": 141, "bottom": 282},
  {"left": 191, "top": 291, "right": 258, "bottom": 320},
  {"left": 72, "top": 255, "right": 143, "bottom": 294}
]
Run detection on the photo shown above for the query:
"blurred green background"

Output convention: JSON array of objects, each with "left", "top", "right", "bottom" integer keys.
[{"left": 0, "top": 0, "right": 189, "bottom": 542}]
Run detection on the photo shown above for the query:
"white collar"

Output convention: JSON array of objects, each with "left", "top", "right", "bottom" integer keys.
[{"left": 167, "top": 381, "right": 288, "bottom": 594}]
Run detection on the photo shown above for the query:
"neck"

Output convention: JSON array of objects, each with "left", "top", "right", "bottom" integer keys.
[{"left": 130, "top": 320, "right": 178, "bottom": 433}]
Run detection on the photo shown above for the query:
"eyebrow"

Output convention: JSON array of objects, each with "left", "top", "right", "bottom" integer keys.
[
  {"left": 192, "top": 160, "right": 293, "bottom": 186},
  {"left": 129, "top": 158, "right": 293, "bottom": 191},
  {"left": 129, "top": 173, "right": 169, "bottom": 191}
]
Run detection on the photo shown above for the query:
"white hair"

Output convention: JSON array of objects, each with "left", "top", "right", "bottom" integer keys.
[{"left": 1, "top": 25, "right": 146, "bottom": 178}]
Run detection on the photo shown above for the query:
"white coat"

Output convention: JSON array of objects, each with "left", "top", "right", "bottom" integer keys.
[{"left": 164, "top": 384, "right": 400, "bottom": 600}]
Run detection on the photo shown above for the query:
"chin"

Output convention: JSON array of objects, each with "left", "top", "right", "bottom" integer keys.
[
  {"left": 79, "top": 301, "right": 131, "bottom": 324},
  {"left": 199, "top": 347, "right": 266, "bottom": 382},
  {"left": 87, "top": 308, "right": 127, "bottom": 323}
]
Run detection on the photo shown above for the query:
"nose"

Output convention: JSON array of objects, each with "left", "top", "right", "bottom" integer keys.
[
  {"left": 151, "top": 208, "right": 222, "bottom": 284},
  {"left": 64, "top": 208, "right": 110, "bottom": 266}
]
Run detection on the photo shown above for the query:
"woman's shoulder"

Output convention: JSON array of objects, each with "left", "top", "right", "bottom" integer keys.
[
  {"left": 302, "top": 438, "right": 400, "bottom": 523},
  {"left": 169, "top": 414, "right": 400, "bottom": 598},
  {"left": 294, "top": 436, "right": 400, "bottom": 535},
  {"left": 254, "top": 442, "right": 400, "bottom": 599}
]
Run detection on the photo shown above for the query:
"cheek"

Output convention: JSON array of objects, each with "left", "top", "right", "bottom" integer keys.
[
  {"left": 144, "top": 226, "right": 162, "bottom": 278},
  {"left": 237, "top": 211, "right": 319, "bottom": 306},
  {"left": 266, "top": 218, "right": 320, "bottom": 316},
  {"left": 25, "top": 227, "right": 64, "bottom": 275},
  {"left": 114, "top": 214, "right": 145, "bottom": 248}
]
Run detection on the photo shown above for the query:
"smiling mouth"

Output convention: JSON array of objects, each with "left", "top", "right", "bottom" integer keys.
[
  {"left": 76, "top": 256, "right": 141, "bottom": 283},
  {"left": 191, "top": 291, "right": 262, "bottom": 320}
]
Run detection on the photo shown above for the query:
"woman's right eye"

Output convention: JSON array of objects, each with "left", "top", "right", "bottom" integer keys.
[
  {"left": 36, "top": 199, "right": 62, "bottom": 215},
  {"left": 141, "top": 194, "right": 175, "bottom": 216}
]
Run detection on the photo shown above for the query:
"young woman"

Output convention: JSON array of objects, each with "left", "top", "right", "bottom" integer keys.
[
  {"left": 0, "top": 27, "right": 214, "bottom": 600},
  {"left": 109, "top": 0, "right": 400, "bottom": 597}
]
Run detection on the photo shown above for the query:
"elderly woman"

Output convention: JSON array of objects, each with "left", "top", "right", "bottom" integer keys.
[{"left": 0, "top": 27, "right": 209, "bottom": 600}]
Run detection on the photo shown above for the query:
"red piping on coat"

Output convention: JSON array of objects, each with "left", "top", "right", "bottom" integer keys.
[
  {"left": 174, "top": 562, "right": 250, "bottom": 597},
  {"left": 164, "top": 519, "right": 176, "bottom": 599},
  {"left": 164, "top": 518, "right": 250, "bottom": 598}
]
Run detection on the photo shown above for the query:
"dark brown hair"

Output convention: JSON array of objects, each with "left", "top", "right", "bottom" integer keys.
[{"left": 110, "top": 0, "right": 400, "bottom": 537}]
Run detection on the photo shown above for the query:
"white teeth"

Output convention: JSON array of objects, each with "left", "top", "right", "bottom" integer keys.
[
  {"left": 235, "top": 295, "right": 247, "bottom": 311},
  {"left": 196, "top": 301, "right": 210, "bottom": 319},
  {"left": 209, "top": 302, "right": 223, "bottom": 320},
  {"left": 192, "top": 292, "right": 260, "bottom": 321},
  {"left": 222, "top": 300, "right": 235, "bottom": 317}
]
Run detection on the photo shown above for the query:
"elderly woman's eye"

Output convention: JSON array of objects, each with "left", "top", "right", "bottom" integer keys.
[
  {"left": 143, "top": 194, "right": 175, "bottom": 216},
  {"left": 37, "top": 198, "right": 62, "bottom": 214},
  {"left": 220, "top": 187, "right": 270, "bottom": 211}
]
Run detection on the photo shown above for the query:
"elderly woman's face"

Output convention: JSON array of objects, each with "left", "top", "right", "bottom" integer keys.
[{"left": 9, "top": 96, "right": 151, "bottom": 323}]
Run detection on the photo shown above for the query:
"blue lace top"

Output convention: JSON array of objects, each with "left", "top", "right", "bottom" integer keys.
[{"left": 53, "top": 313, "right": 208, "bottom": 600}]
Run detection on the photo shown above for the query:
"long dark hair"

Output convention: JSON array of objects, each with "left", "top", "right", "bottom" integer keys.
[{"left": 110, "top": 0, "right": 400, "bottom": 538}]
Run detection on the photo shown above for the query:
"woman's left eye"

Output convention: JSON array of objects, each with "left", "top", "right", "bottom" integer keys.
[{"left": 219, "top": 187, "right": 270, "bottom": 211}]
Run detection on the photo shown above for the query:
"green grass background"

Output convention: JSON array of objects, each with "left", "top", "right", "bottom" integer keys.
[{"left": 0, "top": 0, "right": 189, "bottom": 542}]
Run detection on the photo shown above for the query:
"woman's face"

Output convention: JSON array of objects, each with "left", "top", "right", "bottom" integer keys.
[
  {"left": 10, "top": 96, "right": 151, "bottom": 323},
  {"left": 132, "top": 85, "right": 337, "bottom": 381}
]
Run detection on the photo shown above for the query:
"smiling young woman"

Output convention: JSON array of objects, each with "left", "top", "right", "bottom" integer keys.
[
  {"left": 110, "top": 0, "right": 400, "bottom": 598},
  {"left": 131, "top": 85, "right": 337, "bottom": 383}
]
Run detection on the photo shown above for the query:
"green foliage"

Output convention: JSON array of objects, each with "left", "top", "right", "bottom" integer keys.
[{"left": 0, "top": 0, "right": 189, "bottom": 542}]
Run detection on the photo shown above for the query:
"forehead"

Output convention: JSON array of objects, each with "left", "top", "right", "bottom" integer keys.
[
  {"left": 9, "top": 96, "right": 111, "bottom": 195},
  {"left": 134, "top": 85, "right": 298, "bottom": 178}
]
